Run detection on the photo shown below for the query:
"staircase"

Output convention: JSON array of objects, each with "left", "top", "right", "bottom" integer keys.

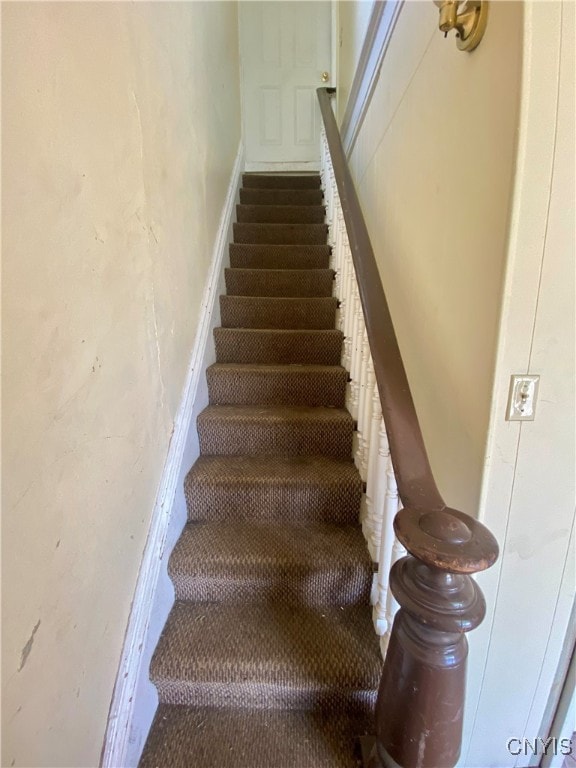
[{"left": 139, "top": 174, "right": 382, "bottom": 768}]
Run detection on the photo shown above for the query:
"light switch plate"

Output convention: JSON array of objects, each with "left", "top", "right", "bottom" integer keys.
[{"left": 506, "top": 374, "right": 540, "bottom": 421}]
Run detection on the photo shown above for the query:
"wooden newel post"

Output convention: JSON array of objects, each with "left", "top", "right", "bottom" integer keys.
[{"left": 368, "top": 507, "right": 499, "bottom": 768}]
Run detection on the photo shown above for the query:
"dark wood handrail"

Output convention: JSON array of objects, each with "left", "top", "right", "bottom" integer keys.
[
  {"left": 317, "top": 87, "right": 499, "bottom": 768},
  {"left": 318, "top": 87, "right": 445, "bottom": 514}
]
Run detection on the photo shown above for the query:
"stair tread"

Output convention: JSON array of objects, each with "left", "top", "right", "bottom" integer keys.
[
  {"left": 207, "top": 362, "right": 345, "bottom": 406},
  {"left": 187, "top": 453, "right": 358, "bottom": 482},
  {"left": 208, "top": 361, "right": 346, "bottom": 374},
  {"left": 221, "top": 295, "right": 337, "bottom": 303},
  {"left": 198, "top": 403, "right": 352, "bottom": 425},
  {"left": 234, "top": 222, "right": 328, "bottom": 231},
  {"left": 170, "top": 521, "right": 372, "bottom": 606},
  {"left": 184, "top": 455, "right": 361, "bottom": 524},
  {"left": 242, "top": 173, "right": 321, "bottom": 189},
  {"left": 224, "top": 267, "right": 334, "bottom": 298},
  {"left": 238, "top": 204, "right": 325, "bottom": 213},
  {"left": 172, "top": 521, "right": 369, "bottom": 568},
  {"left": 233, "top": 222, "right": 328, "bottom": 245},
  {"left": 140, "top": 704, "right": 370, "bottom": 768},
  {"left": 230, "top": 243, "right": 330, "bottom": 250},
  {"left": 220, "top": 295, "right": 337, "bottom": 330},
  {"left": 215, "top": 326, "right": 341, "bottom": 335},
  {"left": 236, "top": 204, "right": 326, "bottom": 224},
  {"left": 214, "top": 327, "right": 343, "bottom": 364},
  {"left": 240, "top": 187, "right": 324, "bottom": 205},
  {"left": 226, "top": 267, "right": 334, "bottom": 276},
  {"left": 229, "top": 242, "right": 330, "bottom": 254},
  {"left": 150, "top": 600, "right": 381, "bottom": 694},
  {"left": 197, "top": 405, "right": 353, "bottom": 458},
  {"left": 229, "top": 243, "right": 331, "bottom": 270}
]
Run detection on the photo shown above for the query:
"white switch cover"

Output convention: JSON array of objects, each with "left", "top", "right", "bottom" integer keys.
[{"left": 506, "top": 375, "right": 540, "bottom": 421}]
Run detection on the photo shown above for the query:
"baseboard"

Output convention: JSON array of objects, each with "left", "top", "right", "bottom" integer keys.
[{"left": 101, "top": 140, "right": 245, "bottom": 768}]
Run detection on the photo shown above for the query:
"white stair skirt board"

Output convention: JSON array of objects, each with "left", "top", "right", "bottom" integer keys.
[{"left": 101, "top": 141, "right": 245, "bottom": 768}]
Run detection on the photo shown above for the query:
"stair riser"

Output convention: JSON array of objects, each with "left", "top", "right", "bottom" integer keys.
[
  {"left": 140, "top": 705, "right": 372, "bottom": 768},
  {"left": 233, "top": 223, "right": 328, "bottom": 245},
  {"left": 237, "top": 205, "right": 325, "bottom": 224},
  {"left": 185, "top": 488, "right": 360, "bottom": 525},
  {"left": 154, "top": 681, "right": 377, "bottom": 712},
  {"left": 207, "top": 368, "right": 346, "bottom": 407},
  {"left": 185, "top": 475, "right": 361, "bottom": 525},
  {"left": 240, "top": 188, "right": 324, "bottom": 206},
  {"left": 220, "top": 296, "right": 337, "bottom": 330},
  {"left": 214, "top": 329, "right": 343, "bottom": 365},
  {"left": 242, "top": 174, "right": 321, "bottom": 190},
  {"left": 170, "top": 567, "right": 371, "bottom": 607},
  {"left": 225, "top": 269, "right": 334, "bottom": 298},
  {"left": 229, "top": 244, "right": 330, "bottom": 270},
  {"left": 197, "top": 420, "right": 353, "bottom": 460}
]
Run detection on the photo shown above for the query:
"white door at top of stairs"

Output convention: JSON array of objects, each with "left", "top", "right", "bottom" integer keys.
[{"left": 239, "top": 1, "right": 332, "bottom": 171}]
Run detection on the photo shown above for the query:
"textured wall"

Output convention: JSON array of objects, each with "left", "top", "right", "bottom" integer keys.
[
  {"left": 1, "top": 3, "right": 240, "bottom": 766},
  {"left": 339, "top": 0, "right": 523, "bottom": 515}
]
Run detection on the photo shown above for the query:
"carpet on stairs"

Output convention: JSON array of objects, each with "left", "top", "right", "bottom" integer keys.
[{"left": 139, "top": 173, "right": 382, "bottom": 768}]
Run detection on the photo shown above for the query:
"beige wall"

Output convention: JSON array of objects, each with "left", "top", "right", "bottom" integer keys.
[
  {"left": 339, "top": 0, "right": 523, "bottom": 515},
  {"left": 1, "top": 3, "right": 240, "bottom": 766}
]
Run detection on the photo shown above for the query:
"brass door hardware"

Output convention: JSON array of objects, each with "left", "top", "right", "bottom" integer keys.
[
  {"left": 321, "top": 71, "right": 330, "bottom": 83},
  {"left": 433, "top": 0, "right": 488, "bottom": 52}
]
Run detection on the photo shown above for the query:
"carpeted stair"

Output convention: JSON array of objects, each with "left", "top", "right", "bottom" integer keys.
[{"left": 140, "top": 173, "right": 381, "bottom": 768}]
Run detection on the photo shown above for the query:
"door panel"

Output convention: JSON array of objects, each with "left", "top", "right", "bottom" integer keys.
[
  {"left": 240, "top": 1, "right": 332, "bottom": 170},
  {"left": 260, "top": 88, "right": 282, "bottom": 146},
  {"left": 294, "top": 88, "right": 316, "bottom": 145}
]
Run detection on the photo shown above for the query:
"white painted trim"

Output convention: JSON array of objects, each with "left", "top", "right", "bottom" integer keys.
[
  {"left": 331, "top": 0, "right": 339, "bottom": 115},
  {"left": 244, "top": 161, "right": 320, "bottom": 173},
  {"left": 101, "top": 140, "right": 245, "bottom": 768},
  {"left": 540, "top": 598, "right": 576, "bottom": 768},
  {"left": 340, "top": 0, "right": 404, "bottom": 158},
  {"left": 460, "top": 2, "right": 575, "bottom": 764}
]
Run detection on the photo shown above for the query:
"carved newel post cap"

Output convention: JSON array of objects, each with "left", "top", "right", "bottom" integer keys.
[{"left": 394, "top": 507, "right": 499, "bottom": 574}]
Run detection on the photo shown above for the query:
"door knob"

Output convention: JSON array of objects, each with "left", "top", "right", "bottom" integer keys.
[{"left": 321, "top": 71, "right": 330, "bottom": 83}]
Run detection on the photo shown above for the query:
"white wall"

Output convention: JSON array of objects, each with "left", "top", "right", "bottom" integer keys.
[
  {"left": 464, "top": 3, "right": 575, "bottom": 764},
  {"left": 341, "top": 0, "right": 523, "bottom": 517},
  {"left": 1, "top": 3, "right": 241, "bottom": 766}
]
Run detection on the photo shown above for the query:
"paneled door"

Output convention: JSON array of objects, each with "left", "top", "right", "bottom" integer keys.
[{"left": 239, "top": 1, "right": 332, "bottom": 171}]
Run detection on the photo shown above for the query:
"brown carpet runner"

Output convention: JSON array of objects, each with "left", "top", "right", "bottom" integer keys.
[{"left": 139, "top": 173, "right": 382, "bottom": 768}]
